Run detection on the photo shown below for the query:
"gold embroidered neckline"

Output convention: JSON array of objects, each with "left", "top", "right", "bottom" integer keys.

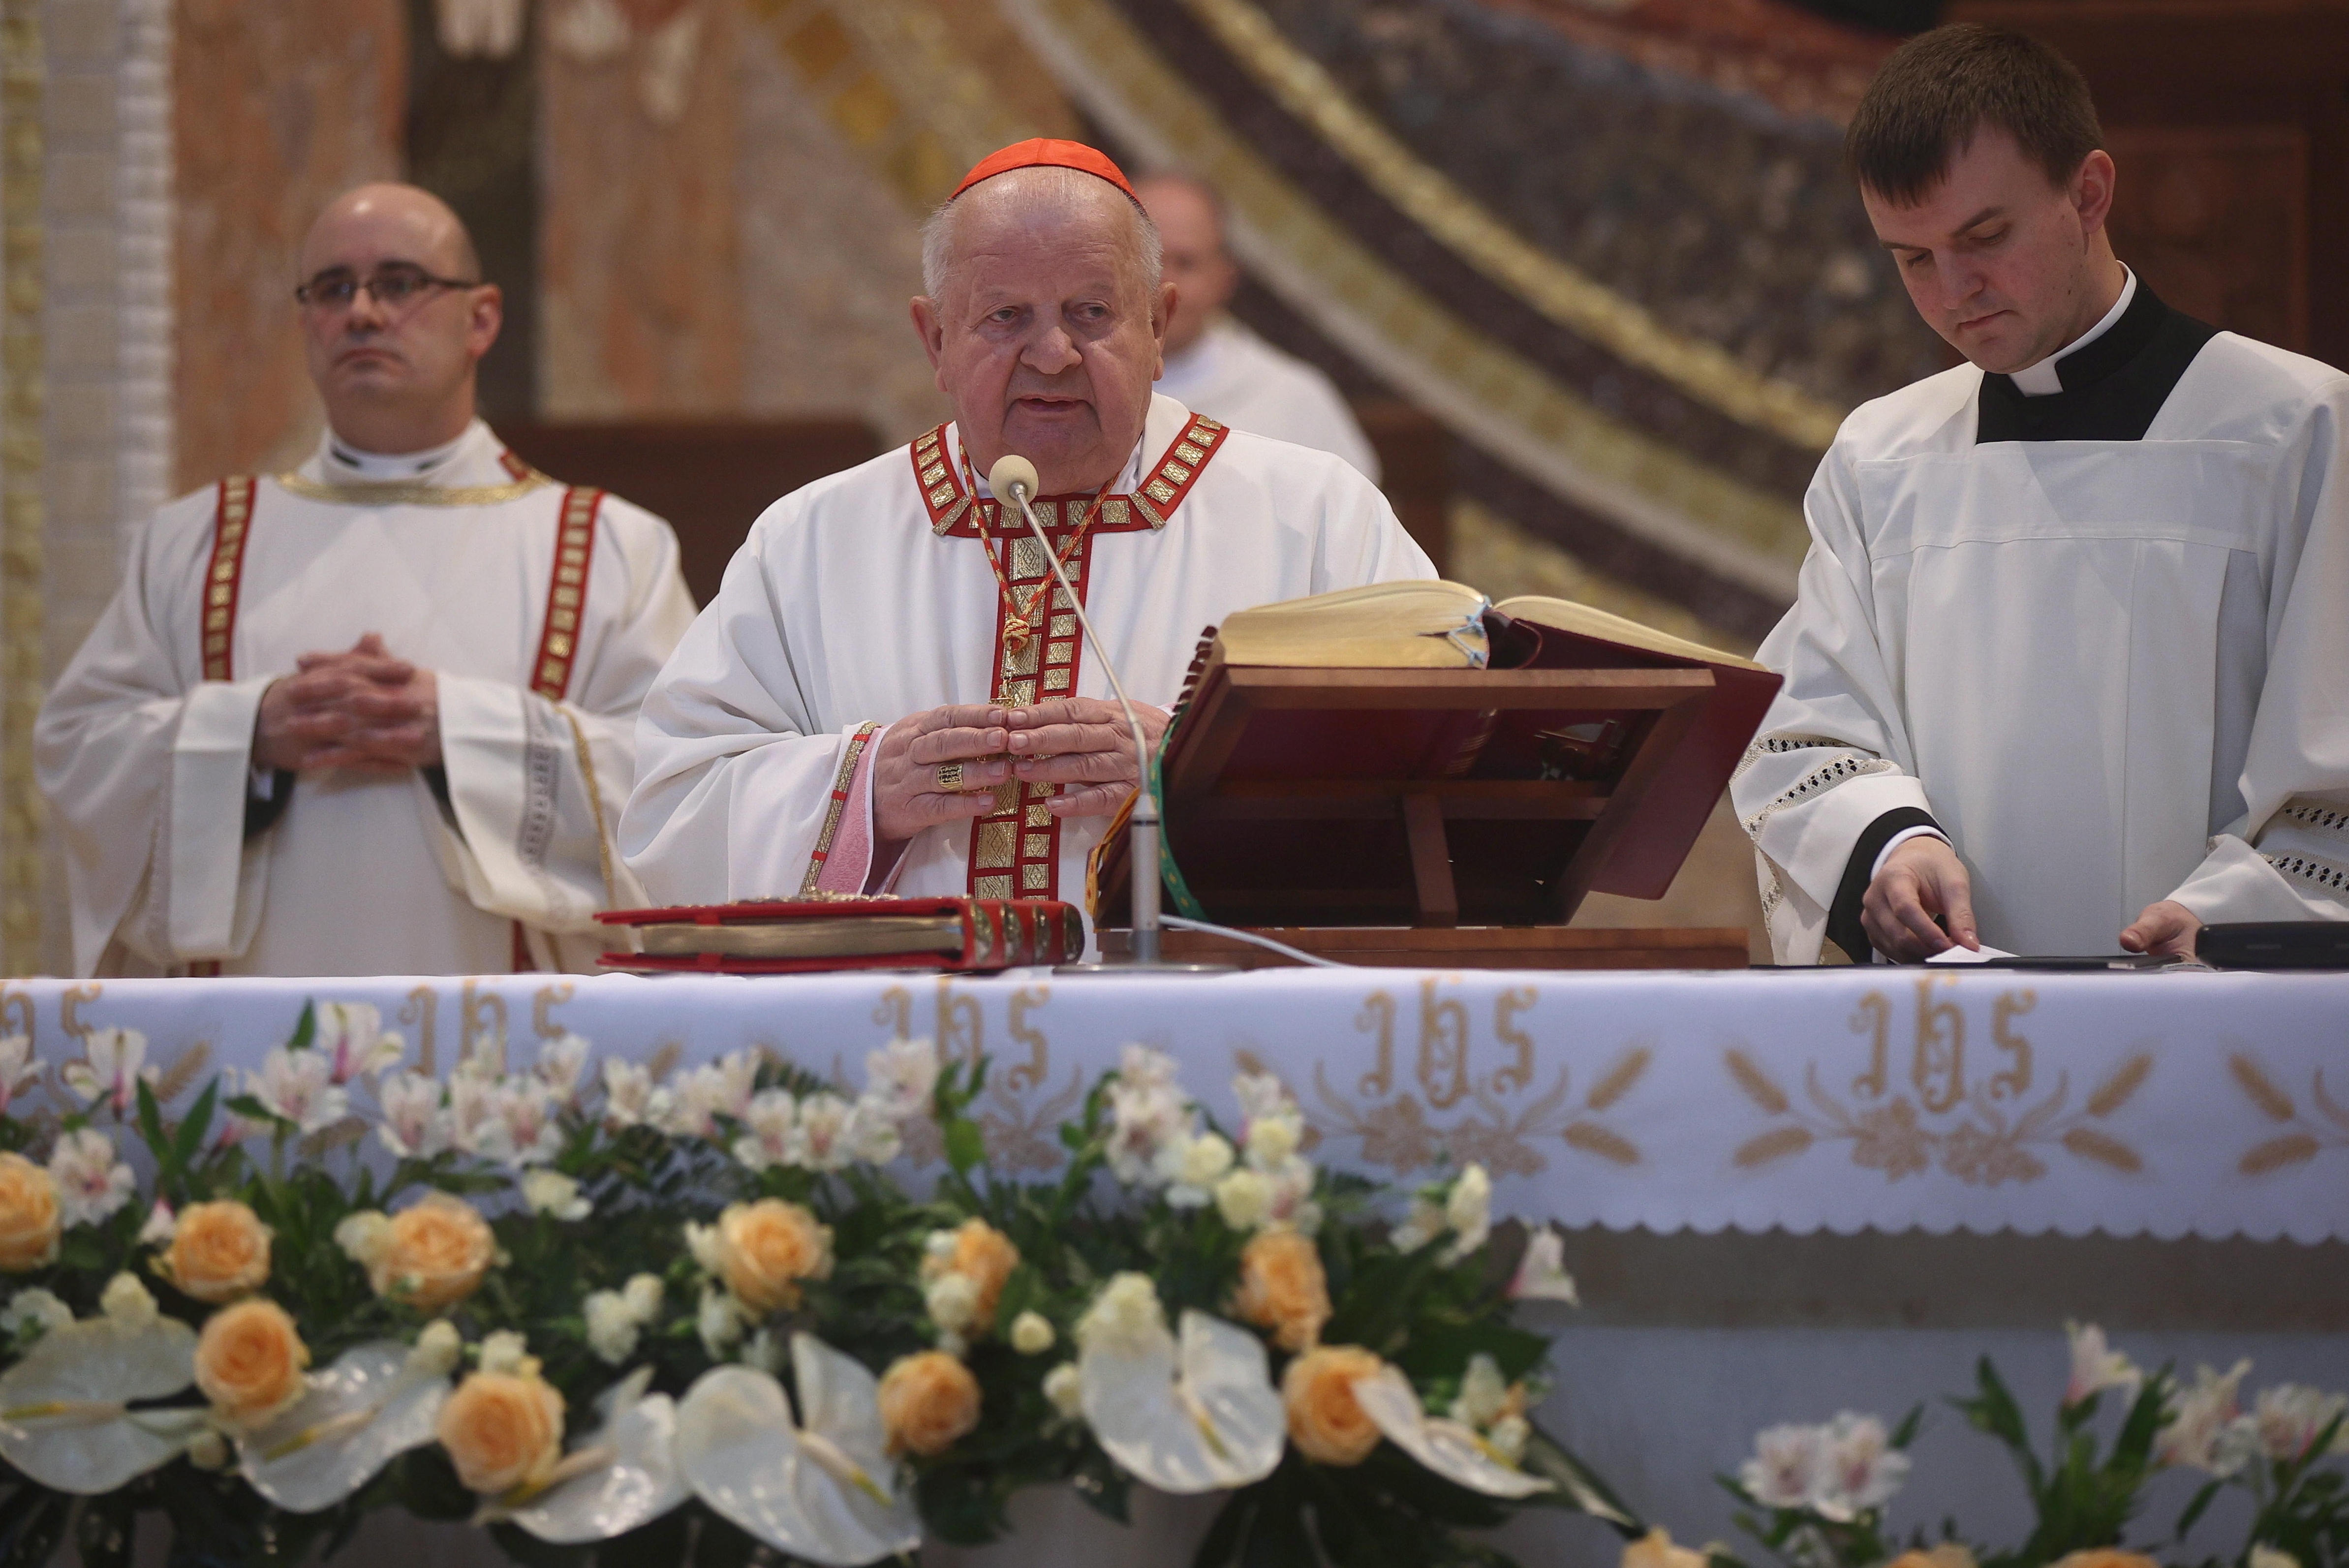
[{"left": 272, "top": 469, "right": 555, "bottom": 507}]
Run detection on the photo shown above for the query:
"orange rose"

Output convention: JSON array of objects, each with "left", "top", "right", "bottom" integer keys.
[
  {"left": 373, "top": 1193, "right": 495, "bottom": 1312},
  {"left": 1886, "top": 1548, "right": 1978, "bottom": 1568},
  {"left": 878, "top": 1350, "right": 982, "bottom": 1457},
  {"left": 194, "top": 1299, "right": 310, "bottom": 1425},
  {"left": 1282, "top": 1345, "right": 1385, "bottom": 1466},
  {"left": 164, "top": 1200, "right": 272, "bottom": 1303},
  {"left": 436, "top": 1371, "right": 566, "bottom": 1496},
  {"left": 1232, "top": 1230, "right": 1330, "bottom": 1353},
  {"left": 1623, "top": 1528, "right": 1711, "bottom": 1568},
  {"left": 2049, "top": 1553, "right": 2154, "bottom": 1568},
  {"left": 0, "top": 1153, "right": 61, "bottom": 1272},
  {"left": 717, "top": 1199, "right": 833, "bottom": 1316},
  {"left": 931, "top": 1219, "right": 1020, "bottom": 1333}
]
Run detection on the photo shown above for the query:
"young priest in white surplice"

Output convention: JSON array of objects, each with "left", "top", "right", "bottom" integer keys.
[{"left": 1733, "top": 25, "right": 2347, "bottom": 964}]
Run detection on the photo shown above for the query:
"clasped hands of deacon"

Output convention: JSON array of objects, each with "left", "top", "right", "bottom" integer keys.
[
  {"left": 871, "top": 697, "right": 1170, "bottom": 845},
  {"left": 1864, "top": 835, "right": 2202, "bottom": 963},
  {"left": 253, "top": 633, "right": 442, "bottom": 774}
]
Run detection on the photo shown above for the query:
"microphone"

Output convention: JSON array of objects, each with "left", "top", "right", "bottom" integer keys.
[{"left": 988, "top": 453, "right": 1168, "bottom": 966}]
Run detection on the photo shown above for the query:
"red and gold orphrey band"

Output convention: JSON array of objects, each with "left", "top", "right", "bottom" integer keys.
[
  {"left": 200, "top": 477, "right": 258, "bottom": 680},
  {"left": 530, "top": 486, "right": 604, "bottom": 701},
  {"left": 910, "top": 411, "right": 1229, "bottom": 902}
]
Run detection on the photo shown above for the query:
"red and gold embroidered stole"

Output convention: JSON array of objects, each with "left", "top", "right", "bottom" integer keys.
[{"left": 909, "top": 413, "right": 1228, "bottom": 901}]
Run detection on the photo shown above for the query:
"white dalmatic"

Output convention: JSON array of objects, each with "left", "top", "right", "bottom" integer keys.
[
  {"left": 36, "top": 421, "right": 697, "bottom": 977},
  {"left": 1736, "top": 332, "right": 2349, "bottom": 960},
  {"left": 622, "top": 394, "right": 1432, "bottom": 917},
  {"left": 1155, "top": 319, "right": 1383, "bottom": 483}
]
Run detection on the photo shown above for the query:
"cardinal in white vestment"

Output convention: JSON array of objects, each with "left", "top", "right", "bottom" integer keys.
[
  {"left": 1136, "top": 173, "right": 1381, "bottom": 481},
  {"left": 1731, "top": 27, "right": 2347, "bottom": 963},
  {"left": 36, "top": 184, "right": 696, "bottom": 976},
  {"left": 622, "top": 141, "right": 1431, "bottom": 917}
]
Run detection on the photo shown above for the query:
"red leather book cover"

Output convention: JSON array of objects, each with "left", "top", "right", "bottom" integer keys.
[{"left": 595, "top": 897, "right": 1084, "bottom": 974}]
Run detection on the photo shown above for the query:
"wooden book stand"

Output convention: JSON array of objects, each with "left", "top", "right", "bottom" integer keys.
[{"left": 1096, "top": 664, "right": 1744, "bottom": 966}]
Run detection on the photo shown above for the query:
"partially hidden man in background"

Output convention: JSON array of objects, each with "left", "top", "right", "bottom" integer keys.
[
  {"left": 1734, "top": 26, "right": 2348, "bottom": 965},
  {"left": 36, "top": 184, "right": 697, "bottom": 977},
  {"left": 1133, "top": 172, "right": 1382, "bottom": 482},
  {"left": 620, "top": 140, "right": 1431, "bottom": 921}
]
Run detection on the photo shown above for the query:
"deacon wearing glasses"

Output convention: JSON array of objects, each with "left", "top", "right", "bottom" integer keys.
[{"left": 36, "top": 183, "right": 695, "bottom": 976}]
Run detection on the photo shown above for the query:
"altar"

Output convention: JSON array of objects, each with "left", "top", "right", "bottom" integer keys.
[{"left": 6, "top": 966, "right": 2345, "bottom": 1566}]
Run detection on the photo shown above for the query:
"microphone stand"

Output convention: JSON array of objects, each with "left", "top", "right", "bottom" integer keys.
[{"left": 994, "top": 460, "right": 1227, "bottom": 975}]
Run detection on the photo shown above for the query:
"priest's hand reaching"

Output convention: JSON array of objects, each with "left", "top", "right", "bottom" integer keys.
[
  {"left": 872, "top": 705, "right": 1014, "bottom": 844},
  {"left": 1861, "top": 836, "right": 1979, "bottom": 961},
  {"left": 2120, "top": 899, "right": 2200, "bottom": 958},
  {"left": 253, "top": 634, "right": 442, "bottom": 773},
  {"left": 1006, "top": 697, "right": 1171, "bottom": 817}
]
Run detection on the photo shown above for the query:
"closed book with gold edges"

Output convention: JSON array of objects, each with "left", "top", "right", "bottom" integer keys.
[{"left": 595, "top": 897, "right": 1083, "bottom": 974}]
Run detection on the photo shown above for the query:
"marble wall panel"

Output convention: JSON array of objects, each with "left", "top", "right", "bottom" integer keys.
[
  {"left": 734, "top": 6, "right": 946, "bottom": 444},
  {"left": 172, "top": 0, "right": 406, "bottom": 490},
  {"left": 538, "top": 0, "right": 744, "bottom": 416}
]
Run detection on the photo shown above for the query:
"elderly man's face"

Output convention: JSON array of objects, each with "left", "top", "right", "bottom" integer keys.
[
  {"left": 913, "top": 178, "right": 1173, "bottom": 496},
  {"left": 297, "top": 184, "right": 499, "bottom": 439}
]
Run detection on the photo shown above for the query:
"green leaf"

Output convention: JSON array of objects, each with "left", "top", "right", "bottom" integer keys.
[
  {"left": 1891, "top": 1402, "right": 1926, "bottom": 1449},
  {"left": 134, "top": 1078, "right": 170, "bottom": 1167},
  {"left": 287, "top": 999, "right": 317, "bottom": 1051},
  {"left": 1195, "top": 1490, "right": 1259, "bottom": 1568},
  {"left": 945, "top": 1116, "right": 987, "bottom": 1178},
  {"left": 165, "top": 1081, "right": 219, "bottom": 1190}
]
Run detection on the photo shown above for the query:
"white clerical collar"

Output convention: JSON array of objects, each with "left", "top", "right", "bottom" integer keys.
[
  {"left": 967, "top": 430, "right": 1149, "bottom": 499},
  {"left": 2009, "top": 268, "right": 2135, "bottom": 396},
  {"left": 323, "top": 422, "right": 479, "bottom": 479}
]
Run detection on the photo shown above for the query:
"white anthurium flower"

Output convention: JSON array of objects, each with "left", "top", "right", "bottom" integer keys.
[
  {"left": 1509, "top": 1227, "right": 1579, "bottom": 1305},
  {"left": 49, "top": 1129, "right": 136, "bottom": 1229},
  {"left": 499, "top": 1366, "right": 690, "bottom": 1544},
  {"left": 249, "top": 1044, "right": 347, "bottom": 1134},
  {"left": 0, "top": 1315, "right": 202, "bottom": 1493},
  {"left": 675, "top": 1334, "right": 920, "bottom": 1567},
  {"left": 1351, "top": 1367, "right": 1555, "bottom": 1499},
  {"left": 59, "top": 1027, "right": 152, "bottom": 1119},
  {"left": 237, "top": 1341, "right": 451, "bottom": 1512},
  {"left": 315, "top": 1002, "right": 404, "bottom": 1086},
  {"left": 1076, "top": 1277, "right": 1282, "bottom": 1494},
  {"left": 0, "top": 1033, "right": 39, "bottom": 1116}
]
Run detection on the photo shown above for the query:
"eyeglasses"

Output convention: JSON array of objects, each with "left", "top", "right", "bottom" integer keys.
[{"left": 294, "top": 263, "right": 481, "bottom": 311}]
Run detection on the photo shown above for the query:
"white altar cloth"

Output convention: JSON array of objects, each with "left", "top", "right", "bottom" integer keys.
[{"left": 7, "top": 967, "right": 2344, "bottom": 1244}]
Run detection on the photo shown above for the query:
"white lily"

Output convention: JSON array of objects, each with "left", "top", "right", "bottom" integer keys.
[
  {"left": 237, "top": 1341, "right": 451, "bottom": 1512},
  {"left": 248, "top": 1044, "right": 347, "bottom": 1133},
  {"left": 1076, "top": 1277, "right": 1282, "bottom": 1494},
  {"left": 315, "top": 1002, "right": 404, "bottom": 1086},
  {"left": 1351, "top": 1367, "right": 1554, "bottom": 1499},
  {"left": 498, "top": 1366, "right": 690, "bottom": 1543},
  {"left": 1509, "top": 1227, "right": 1580, "bottom": 1305},
  {"left": 0, "top": 1315, "right": 201, "bottom": 1493},
  {"left": 675, "top": 1333, "right": 920, "bottom": 1567},
  {"left": 60, "top": 1028, "right": 153, "bottom": 1120}
]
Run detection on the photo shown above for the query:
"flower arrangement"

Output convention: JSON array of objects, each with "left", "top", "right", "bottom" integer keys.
[
  {"left": 1636, "top": 1322, "right": 2349, "bottom": 1568},
  {"left": 0, "top": 1004, "right": 1626, "bottom": 1567}
]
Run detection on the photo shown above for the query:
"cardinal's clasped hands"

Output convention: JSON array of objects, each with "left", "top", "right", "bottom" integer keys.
[{"left": 870, "top": 697, "right": 1170, "bottom": 844}]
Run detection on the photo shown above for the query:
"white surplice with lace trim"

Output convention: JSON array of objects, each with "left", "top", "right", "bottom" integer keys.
[
  {"left": 1732, "top": 334, "right": 2349, "bottom": 961},
  {"left": 34, "top": 420, "right": 697, "bottom": 976}
]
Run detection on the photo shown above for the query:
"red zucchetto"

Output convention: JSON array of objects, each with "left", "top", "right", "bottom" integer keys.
[{"left": 948, "top": 138, "right": 1139, "bottom": 203}]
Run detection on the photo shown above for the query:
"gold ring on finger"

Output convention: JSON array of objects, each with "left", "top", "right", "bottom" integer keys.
[{"left": 934, "top": 762, "right": 966, "bottom": 792}]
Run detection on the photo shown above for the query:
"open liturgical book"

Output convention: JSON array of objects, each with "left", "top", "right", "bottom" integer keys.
[{"left": 1093, "top": 581, "right": 1780, "bottom": 930}]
